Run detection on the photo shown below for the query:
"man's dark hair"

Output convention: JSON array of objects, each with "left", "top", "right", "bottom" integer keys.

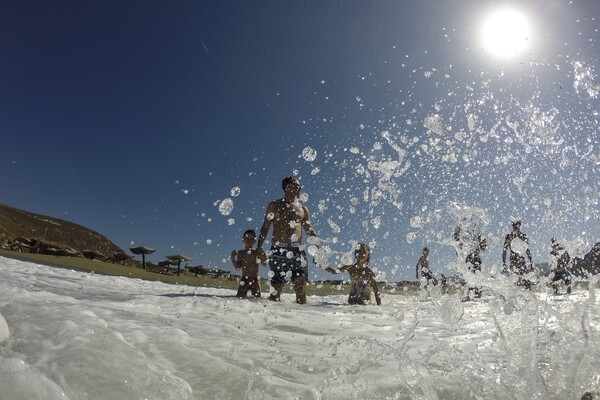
[
  {"left": 243, "top": 229, "right": 256, "bottom": 237},
  {"left": 282, "top": 176, "right": 300, "bottom": 190}
]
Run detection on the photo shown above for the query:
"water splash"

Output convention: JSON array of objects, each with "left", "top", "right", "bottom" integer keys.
[
  {"left": 302, "top": 147, "right": 317, "bottom": 162},
  {"left": 218, "top": 198, "right": 234, "bottom": 216},
  {"left": 573, "top": 61, "right": 600, "bottom": 99}
]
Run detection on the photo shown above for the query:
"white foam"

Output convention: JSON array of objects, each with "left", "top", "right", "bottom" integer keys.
[
  {"left": 0, "top": 357, "right": 69, "bottom": 400},
  {"left": 0, "top": 312, "right": 9, "bottom": 344},
  {"left": 0, "top": 255, "right": 599, "bottom": 399}
]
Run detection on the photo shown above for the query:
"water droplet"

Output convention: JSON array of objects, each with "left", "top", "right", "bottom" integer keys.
[
  {"left": 340, "top": 252, "right": 354, "bottom": 265},
  {"left": 218, "top": 198, "right": 234, "bottom": 216},
  {"left": 410, "top": 216, "right": 423, "bottom": 228},
  {"left": 302, "top": 147, "right": 317, "bottom": 162}
]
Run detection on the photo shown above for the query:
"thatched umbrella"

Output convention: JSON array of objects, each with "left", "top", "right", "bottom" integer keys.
[
  {"left": 156, "top": 259, "right": 178, "bottom": 273},
  {"left": 130, "top": 246, "right": 156, "bottom": 270},
  {"left": 166, "top": 254, "right": 194, "bottom": 276},
  {"left": 82, "top": 250, "right": 107, "bottom": 260}
]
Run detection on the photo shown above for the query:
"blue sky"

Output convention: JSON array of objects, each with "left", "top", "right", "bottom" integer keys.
[{"left": 1, "top": 0, "right": 598, "bottom": 281}]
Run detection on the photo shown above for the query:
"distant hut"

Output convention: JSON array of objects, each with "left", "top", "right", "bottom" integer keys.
[
  {"left": 82, "top": 250, "right": 107, "bottom": 260},
  {"left": 111, "top": 251, "right": 133, "bottom": 265},
  {"left": 130, "top": 246, "right": 156, "bottom": 269},
  {"left": 166, "top": 254, "right": 193, "bottom": 276}
]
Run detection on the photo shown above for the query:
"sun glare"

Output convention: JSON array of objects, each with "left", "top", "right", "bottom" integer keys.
[{"left": 482, "top": 10, "right": 529, "bottom": 57}]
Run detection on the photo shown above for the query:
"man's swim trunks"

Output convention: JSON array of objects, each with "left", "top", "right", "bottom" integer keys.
[
  {"left": 421, "top": 270, "right": 434, "bottom": 280},
  {"left": 552, "top": 268, "right": 571, "bottom": 283},
  {"left": 269, "top": 245, "right": 308, "bottom": 285}
]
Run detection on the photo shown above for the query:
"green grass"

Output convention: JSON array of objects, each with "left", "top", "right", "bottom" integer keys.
[{"left": 0, "top": 249, "right": 240, "bottom": 289}]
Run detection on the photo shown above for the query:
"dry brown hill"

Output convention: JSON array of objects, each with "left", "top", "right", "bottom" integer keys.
[{"left": 0, "top": 203, "right": 123, "bottom": 256}]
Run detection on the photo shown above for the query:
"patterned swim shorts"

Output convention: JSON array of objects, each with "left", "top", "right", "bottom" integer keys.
[{"left": 268, "top": 245, "right": 308, "bottom": 284}]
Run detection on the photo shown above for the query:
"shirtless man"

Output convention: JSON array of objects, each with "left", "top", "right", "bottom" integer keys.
[
  {"left": 230, "top": 229, "right": 267, "bottom": 298},
  {"left": 415, "top": 247, "right": 437, "bottom": 288},
  {"left": 257, "top": 176, "right": 317, "bottom": 304}
]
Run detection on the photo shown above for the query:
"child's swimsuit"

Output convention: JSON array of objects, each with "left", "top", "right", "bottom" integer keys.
[
  {"left": 237, "top": 276, "right": 261, "bottom": 298},
  {"left": 348, "top": 279, "right": 371, "bottom": 304}
]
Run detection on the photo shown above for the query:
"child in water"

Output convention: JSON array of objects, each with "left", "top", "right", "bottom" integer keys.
[
  {"left": 416, "top": 247, "right": 437, "bottom": 288},
  {"left": 230, "top": 229, "right": 267, "bottom": 298},
  {"left": 550, "top": 238, "right": 572, "bottom": 295},
  {"left": 325, "top": 243, "right": 381, "bottom": 305}
]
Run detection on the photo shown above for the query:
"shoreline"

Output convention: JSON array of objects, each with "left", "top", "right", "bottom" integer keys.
[
  {"left": 2, "top": 249, "right": 595, "bottom": 297},
  {"left": 0, "top": 249, "right": 422, "bottom": 296},
  {"left": 0, "top": 249, "right": 239, "bottom": 290},
  {"left": 0, "top": 249, "right": 371, "bottom": 296}
]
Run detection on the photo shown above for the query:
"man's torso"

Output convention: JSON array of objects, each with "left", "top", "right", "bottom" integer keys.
[{"left": 269, "top": 199, "right": 307, "bottom": 244}]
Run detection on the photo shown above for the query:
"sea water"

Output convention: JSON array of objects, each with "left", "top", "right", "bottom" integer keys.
[{"left": 0, "top": 256, "right": 598, "bottom": 399}]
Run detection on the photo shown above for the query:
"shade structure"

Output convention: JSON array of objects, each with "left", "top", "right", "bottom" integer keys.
[
  {"left": 82, "top": 250, "right": 106, "bottom": 260},
  {"left": 130, "top": 246, "right": 156, "bottom": 269},
  {"left": 158, "top": 260, "right": 177, "bottom": 267},
  {"left": 166, "top": 254, "right": 194, "bottom": 276}
]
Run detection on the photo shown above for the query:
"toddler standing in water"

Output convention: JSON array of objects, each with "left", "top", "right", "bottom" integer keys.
[
  {"left": 230, "top": 229, "right": 267, "bottom": 298},
  {"left": 325, "top": 243, "right": 381, "bottom": 305}
]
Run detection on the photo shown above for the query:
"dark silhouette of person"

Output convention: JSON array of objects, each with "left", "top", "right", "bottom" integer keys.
[
  {"left": 502, "top": 220, "right": 534, "bottom": 289},
  {"left": 550, "top": 238, "right": 572, "bottom": 295}
]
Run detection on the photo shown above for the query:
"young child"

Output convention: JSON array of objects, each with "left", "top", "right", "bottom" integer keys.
[
  {"left": 502, "top": 219, "right": 534, "bottom": 289},
  {"left": 230, "top": 229, "right": 267, "bottom": 298},
  {"left": 550, "top": 238, "right": 572, "bottom": 295},
  {"left": 416, "top": 247, "right": 437, "bottom": 288},
  {"left": 325, "top": 243, "right": 381, "bottom": 305},
  {"left": 465, "top": 248, "right": 482, "bottom": 298}
]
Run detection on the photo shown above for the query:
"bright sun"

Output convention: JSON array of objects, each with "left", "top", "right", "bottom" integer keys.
[{"left": 482, "top": 10, "right": 529, "bottom": 57}]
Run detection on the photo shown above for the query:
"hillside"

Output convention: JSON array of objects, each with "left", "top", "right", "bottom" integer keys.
[{"left": 0, "top": 203, "right": 123, "bottom": 256}]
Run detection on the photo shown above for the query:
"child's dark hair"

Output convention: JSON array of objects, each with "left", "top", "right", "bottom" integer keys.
[
  {"left": 282, "top": 176, "right": 300, "bottom": 190},
  {"left": 243, "top": 229, "right": 256, "bottom": 237},
  {"left": 357, "top": 243, "right": 371, "bottom": 264}
]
